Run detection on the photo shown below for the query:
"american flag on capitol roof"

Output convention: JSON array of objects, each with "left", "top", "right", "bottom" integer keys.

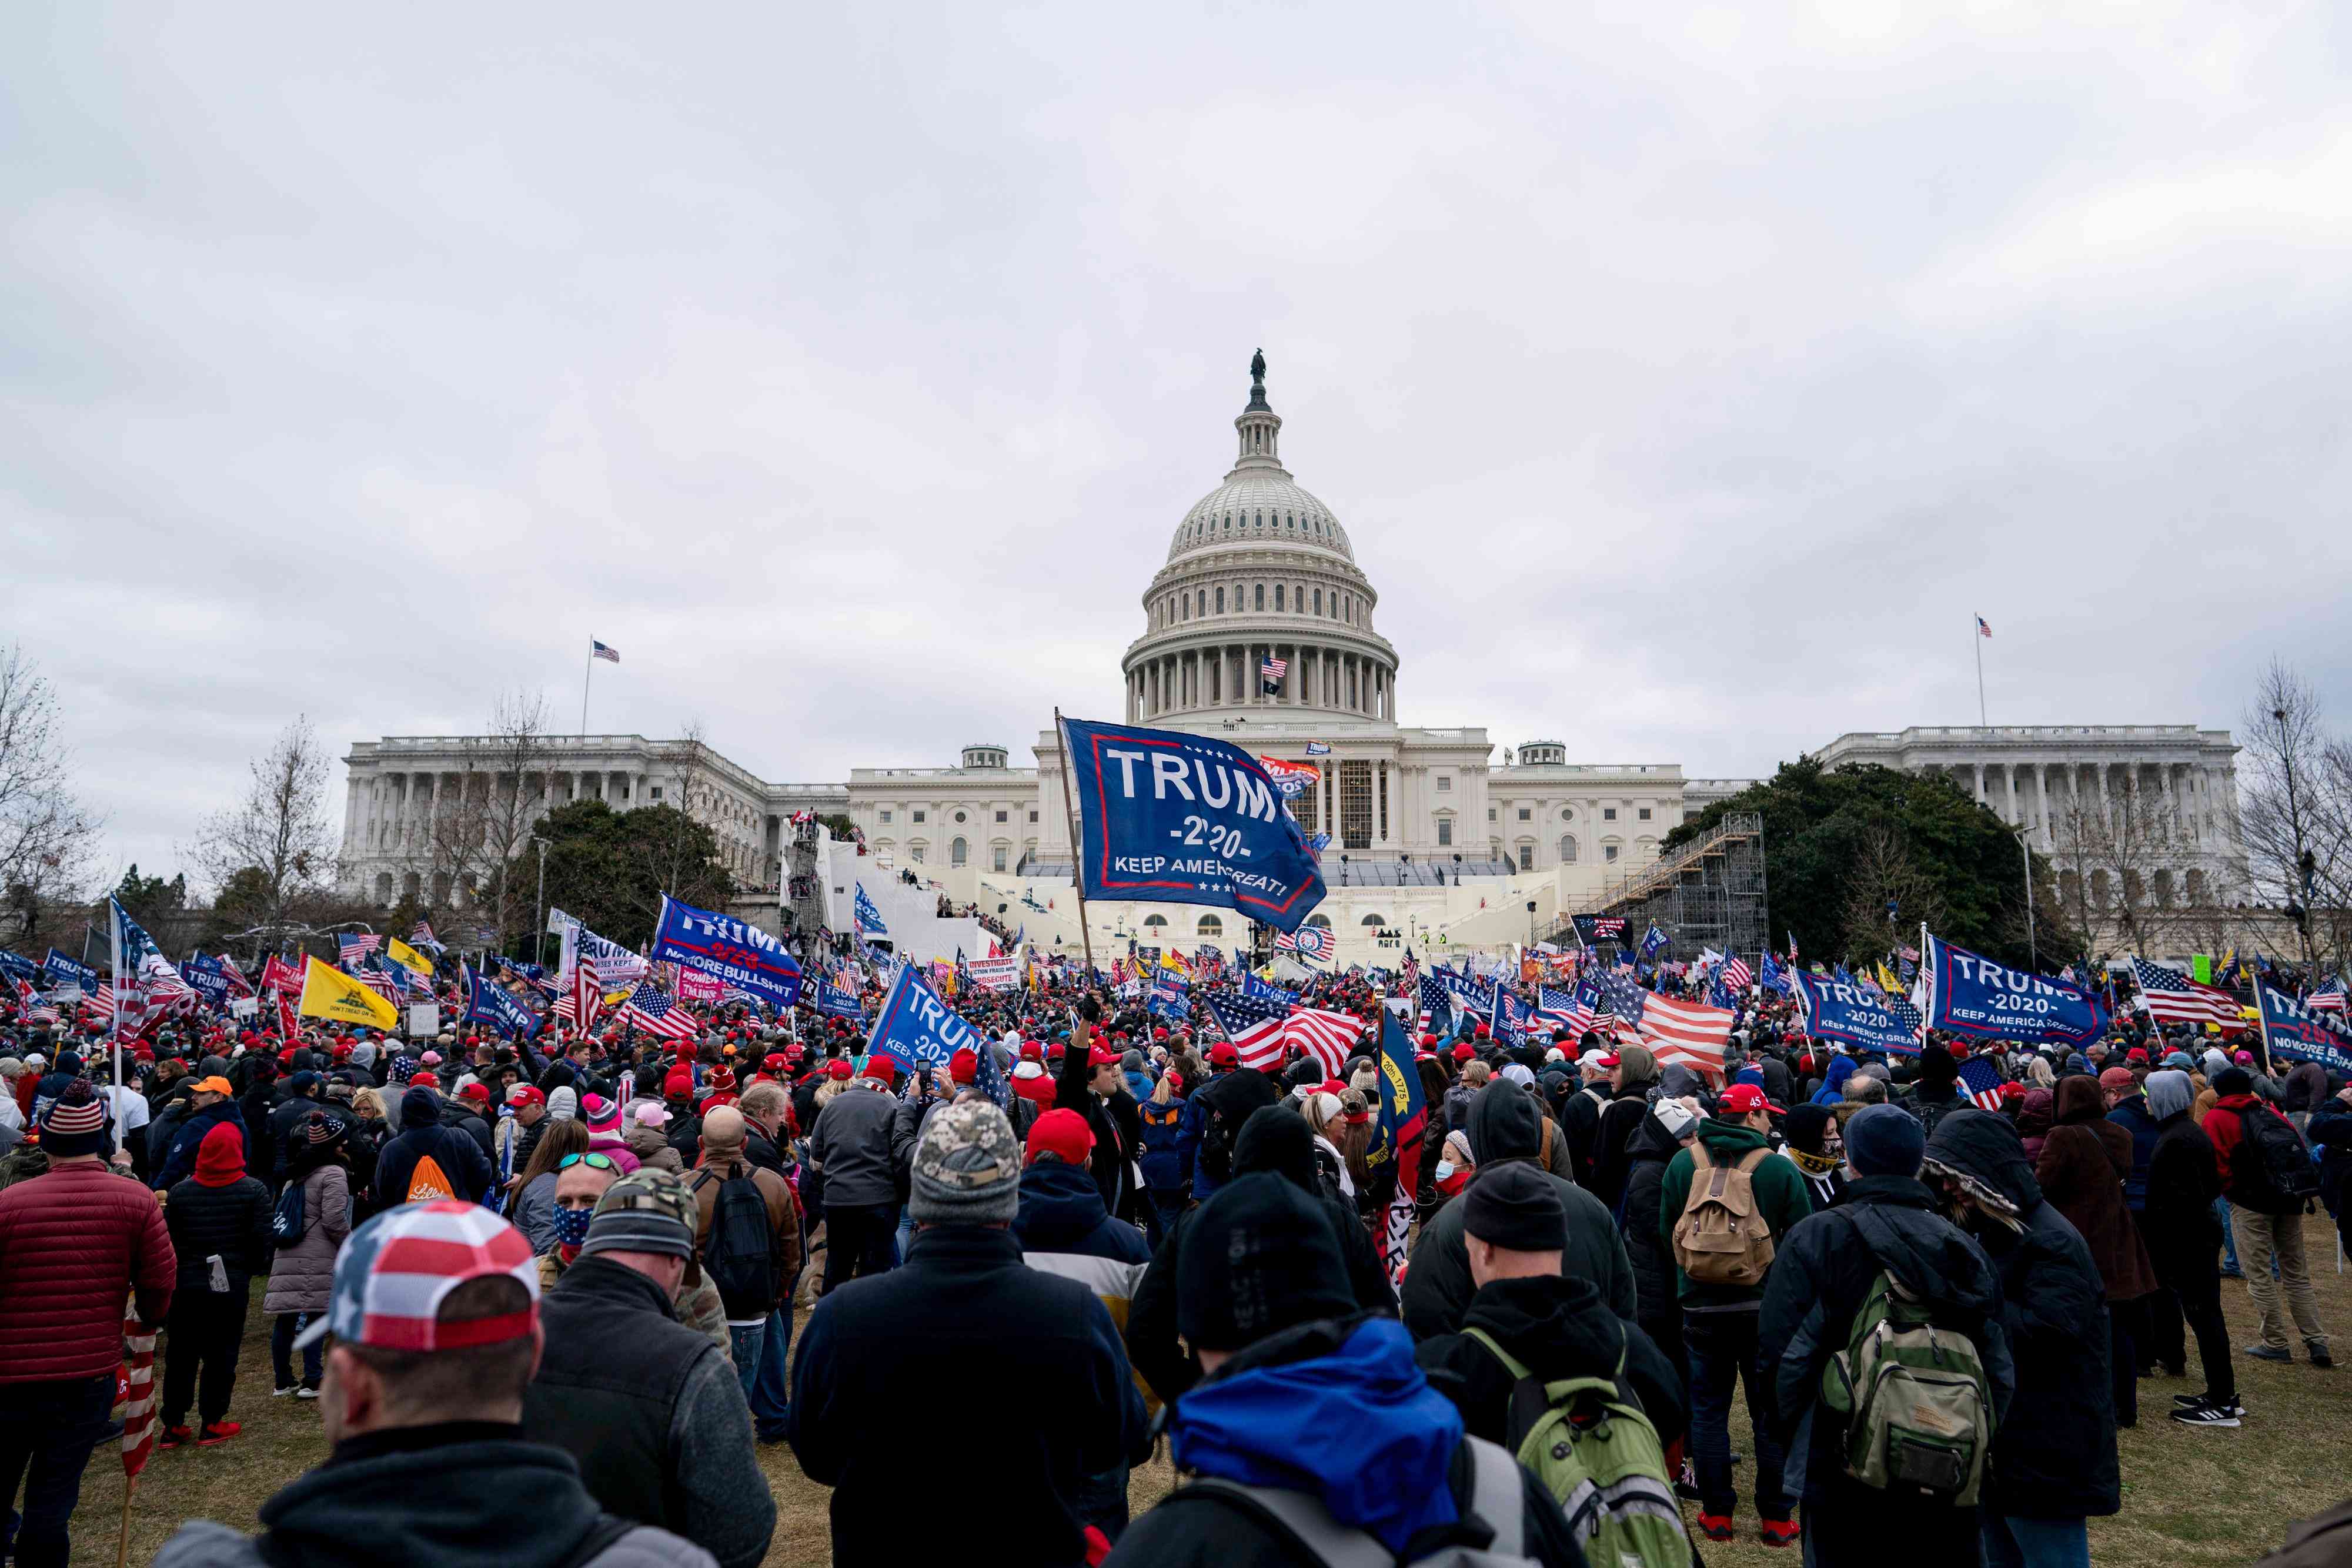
[{"left": 592, "top": 640, "right": 620, "bottom": 663}]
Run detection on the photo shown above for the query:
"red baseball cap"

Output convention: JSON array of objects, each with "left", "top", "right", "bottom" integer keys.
[
  {"left": 1020, "top": 1040, "right": 1045, "bottom": 1063},
  {"left": 1207, "top": 1042, "right": 1238, "bottom": 1067},
  {"left": 1088, "top": 1044, "right": 1121, "bottom": 1067},
  {"left": 507, "top": 1085, "right": 545, "bottom": 1109},
  {"left": 1024, "top": 1107, "right": 1094, "bottom": 1167},
  {"left": 826, "top": 1059, "right": 854, "bottom": 1081},
  {"left": 1452, "top": 1042, "right": 1475, "bottom": 1062},
  {"left": 1719, "top": 1084, "right": 1780, "bottom": 1116},
  {"left": 949, "top": 1047, "right": 978, "bottom": 1085},
  {"left": 459, "top": 1082, "right": 491, "bottom": 1104}
]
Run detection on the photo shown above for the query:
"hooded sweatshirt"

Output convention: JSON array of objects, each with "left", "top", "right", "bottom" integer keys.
[
  {"left": 1415, "top": 1272, "right": 1686, "bottom": 1452},
  {"left": 372, "top": 1086, "right": 495, "bottom": 1205}
]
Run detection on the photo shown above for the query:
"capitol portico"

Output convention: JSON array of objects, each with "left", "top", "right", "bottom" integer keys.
[{"left": 336, "top": 353, "right": 2249, "bottom": 965}]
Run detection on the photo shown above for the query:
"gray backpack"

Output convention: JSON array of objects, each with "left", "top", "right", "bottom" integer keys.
[{"left": 1165, "top": 1435, "right": 1538, "bottom": 1567}]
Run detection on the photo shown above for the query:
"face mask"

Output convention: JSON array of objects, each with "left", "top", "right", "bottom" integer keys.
[{"left": 552, "top": 1206, "right": 594, "bottom": 1249}]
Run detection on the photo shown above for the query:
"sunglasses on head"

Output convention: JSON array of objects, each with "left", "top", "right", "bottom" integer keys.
[{"left": 556, "top": 1152, "right": 617, "bottom": 1171}]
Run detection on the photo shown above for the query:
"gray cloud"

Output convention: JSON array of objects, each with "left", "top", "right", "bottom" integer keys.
[{"left": 5, "top": 3, "right": 2346, "bottom": 887}]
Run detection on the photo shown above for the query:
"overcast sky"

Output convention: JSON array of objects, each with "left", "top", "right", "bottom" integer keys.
[{"left": 8, "top": 3, "right": 2349, "bottom": 891}]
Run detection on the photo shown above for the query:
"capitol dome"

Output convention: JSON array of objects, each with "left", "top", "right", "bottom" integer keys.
[{"left": 1122, "top": 352, "right": 1399, "bottom": 731}]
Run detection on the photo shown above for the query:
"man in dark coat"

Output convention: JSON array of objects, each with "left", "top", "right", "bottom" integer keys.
[
  {"left": 1586, "top": 1042, "right": 1662, "bottom": 1214},
  {"left": 1757, "top": 1104, "right": 2015, "bottom": 1568},
  {"left": 266, "top": 1071, "right": 329, "bottom": 1189},
  {"left": 1057, "top": 1004, "right": 1141, "bottom": 1221},
  {"left": 373, "top": 1085, "right": 494, "bottom": 1205},
  {"left": 152, "top": 1076, "right": 250, "bottom": 1191},
  {"left": 1126, "top": 1104, "right": 1394, "bottom": 1407},
  {"left": 1619, "top": 1098, "right": 1696, "bottom": 1378},
  {"left": 1402, "top": 1080, "right": 1636, "bottom": 1342},
  {"left": 2143, "top": 1069, "right": 2239, "bottom": 1425},
  {"left": 1180, "top": 1045, "right": 1280, "bottom": 1201},
  {"left": 1923, "top": 1108, "right": 2119, "bottom": 1566}
]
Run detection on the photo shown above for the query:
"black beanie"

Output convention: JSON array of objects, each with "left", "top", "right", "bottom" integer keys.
[
  {"left": 1462, "top": 1162, "right": 1563, "bottom": 1252},
  {"left": 1177, "top": 1172, "right": 1354, "bottom": 1353},
  {"left": 2213, "top": 1066, "right": 2253, "bottom": 1098},
  {"left": 1919, "top": 1046, "right": 1959, "bottom": 1086}
]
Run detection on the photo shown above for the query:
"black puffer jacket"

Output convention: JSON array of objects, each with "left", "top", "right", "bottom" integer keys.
[
  {"left": 1617, "top": 1108, "right": 1683, "bottom": 1345},
  {"left": 1401, "top": 1082, "right": 1637, "bottom": 1342},
  {"left": 1923, "top": 1109, "right": 2119, "bottom": 1520},
  {"left": 2143, "top": 1109, "right": 2224, "bottom": 1281},
  {"left": 162, "top": 1174, "right": 273, "bottom": 1291},
  {"left": 1416, "top": 1272, "right": 1686, "bottom": 1451}
]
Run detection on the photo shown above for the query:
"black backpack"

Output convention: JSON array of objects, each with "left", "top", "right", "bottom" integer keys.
[
  {"left": 2237, "top": 1103, "right": 2321, "bottom": 1212},
  {"left": 271, "top": 1177, "right": 308, "bottom": 1245},
  {"left": 693, "top": 1168, "right": 776, "bottom": 1318}
]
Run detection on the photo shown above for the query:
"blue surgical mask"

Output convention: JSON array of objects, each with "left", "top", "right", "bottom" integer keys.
[{"left": 552, "top": 1206, "right": 594, "bottom": 1249}]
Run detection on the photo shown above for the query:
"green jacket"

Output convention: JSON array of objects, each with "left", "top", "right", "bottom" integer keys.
[{"left": 1656, "top": 1118, "right": 1815, "bottom": 1309}]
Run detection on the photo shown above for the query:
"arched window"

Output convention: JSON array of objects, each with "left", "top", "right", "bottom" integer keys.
[
  {"left": 2186, "top": 868, "right": 2209, "bottom": 904},
  {"left": 1313, "top": 587, "right": 1322, "bottom": 614},
  {"left": 1275, "top": 584, "right": 1284, "bottom": 610},
  {"left": 1359, "top": 912, "right": 1389, "bottom": 927},
  {"left": 1304, "top": 914, "right": 1333, "bottom": 929},
  {"left": 1559, "top": 834, "right": 1578, "bottom": 862},
  {"left": 1197, "top": 914, "right": 1224, "bottom": 935},
  {"left": 1143, "top": 913, "right": 1170, "bottom": 930},
  {"left": 951, "top": 837, "right": 968, "bottom": 867},
  {"left": 1255, "top": 583, "right": 1266, "bottom": 610},
  {"left": 374, "top": 872, "right": 394, "bottom": 904},
  {"left": 1215, "top": 586, "right": 1225, "bottom": 613},
  {"left": 1329, "top": 594, "right": 1338, "bottom": 619},
  {"left": 1182, "top": 593, "right": 1191, "bottom": 620}
]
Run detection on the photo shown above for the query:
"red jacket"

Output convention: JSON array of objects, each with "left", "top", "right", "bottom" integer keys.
[
  {"left": 0, "top": 1161, "right": 176, "bottom": 1382},
  {"left": 2201, "top": 1092, "right": 2281, "bottom": 1209}
]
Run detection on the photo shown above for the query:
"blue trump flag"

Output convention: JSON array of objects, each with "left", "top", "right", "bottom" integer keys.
[
  {"left": 1793, "top": 970, "right": 1922, "bottom": 1056},
  {"left": 811, "top": 981, "right": 866, "bottom": 1022},
  {"left": 866, "top": 959, "right": 988, "bottom": 1076},
  {"left": 0, "top": 950, "right": 37, "bottom": 986},
  {"left": 463, "top": 962, "right": 544, "bottom": 1040},
  {"left": 2257, "top": 982, "right": 2352, "bottom": 1075},
  {"left": 1640, "top": 922, "right": 1669, "bottom": 960},
  {"left": 1920, "top": 931, "right": 2106, "bottom": 1048},
  {"left": 649, "top": 894, "right": 803, "bottom": 1009},
  {"left": 852, "top": 884, "right": 888, "bottom": 942},
  {"left": 1491, "top": 989, "right": 1535, "bottom": 1048},
  {"left": 1061, "top": 715, "right": 1327, "bottom": 934},
  {"left": 43, "top": 950, "right": 96, "bottom": 993},
  {"left": 182, "top": 953, "right": 232, "bottom": 1007}
]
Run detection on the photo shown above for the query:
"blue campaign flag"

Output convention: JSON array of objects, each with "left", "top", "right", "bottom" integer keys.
[
  {"left": 1148, "top": 978, "right": 1191, "bottom": 1022},
  {"left": 1794, "top": 971, "right": 1921, "bottom": 1055},
  {"left": 1758, "top": 951, "right": 1792, "bottom": 997},
  {"left": 463, "top": 963, "right": 544, "bottom": 1040},
  {"left": 183, "top": 953, "right": 231, "bottom": 1006},
  {"left": 1061, "top": 716, "right": 1327, "bottom": 934},
  {"left": 1641, "top": 922, "right": 1669, "bottom": 960},
  {"left": 866, "top": 959, "right": 988, "bottom": 1076},
  {"left": 0, "top": 950, "right": 37, "bottom": 986},
  {"left": 1242, "top": 971, "right": 1298, "bottom": 1009},
  {"left": 1709, "top": 976, "right": 1738, "bottom": 1012},
  {"left": 1920, "top": 932, "right": 2106, "bottom": 1048},
  {"left": 811, "top": 981, "right": 867, "bottom": 1022},
  {"left": 2257, "top": 982, "right": 2352, "bottom": 1075},
  {"left": 649, "top": 894, "right": 803, "bottom": 1009},
  {"left": 1492, "top": 989, "right": 1535, "bottom": 1048},
  {"left": 43, "top": 949, "right": 96, "bottom": 992},
  {"left": 853, "top": 883, "right": 888, "bottom": 942},
  {"left": 1444, "top": 971, "right": 1494, "bottom": 1019}
]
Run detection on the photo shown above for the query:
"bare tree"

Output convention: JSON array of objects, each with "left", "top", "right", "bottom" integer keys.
[
  {"left": 423, "top": 691, "right": 554, "bottom": 951},
  {"left": 1838, "top": 823, "right": 1946, "bottom": 966},
  {"left": 0, "top": 644, "right": 102, "bottom": 947},
  {"left": 660, "top": 719, "right": 717, "bottom": 896},
  {"left": 2239, "top": 660, "right": 2350, "bottom": 970},
  {"left": 2046, "top": 774, "right": 2208, "bottom": 958},
  {"left": 189, "top": 716, "right": 337, "bottom": 944}
]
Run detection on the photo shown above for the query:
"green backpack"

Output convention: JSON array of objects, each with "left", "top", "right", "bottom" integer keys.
[
  {"left": 1820, "top": 1249, "right": 1995, "bottom": 1506},
  {"left": 1465, "top": 1328, "right": 1688, "bottom": 1568}
]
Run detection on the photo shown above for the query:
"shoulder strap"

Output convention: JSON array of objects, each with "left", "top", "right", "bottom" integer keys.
[
  {"left": 1166, "top": 1479, "right": 1392, "bottom": 1568},
  {"left": 1688, "top": 1139, "right": 1713, "bottom": 1173},
  {"left": 1538, "top": 1118, "right": 1553, "bottom": 1166},
  {"left": 1733, "top": 1146, "right": 1771, "bottom": 1175},
  {"left": 1461, "top": 1436, "right": 1526, "bottom": 1558},
  {"left": 1463, "top": 1325, "right": 1533, "bottom": 1383}
]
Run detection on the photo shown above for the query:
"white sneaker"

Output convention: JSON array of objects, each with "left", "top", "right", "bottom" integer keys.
[
  {"left": 295, "top": 1385, "right": 321, "bottom": 1400},
  {"left": 272, "top": 1385, "right": 298, "bottom": 1398}
]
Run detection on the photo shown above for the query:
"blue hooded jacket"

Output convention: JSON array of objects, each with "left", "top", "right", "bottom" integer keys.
[
  {"left": 1810, "top": 1055, "right": 1856, "bottom": 1106},
  {"left": 1168, "top": 1317, "right": 1462, "bottom": 1555}
]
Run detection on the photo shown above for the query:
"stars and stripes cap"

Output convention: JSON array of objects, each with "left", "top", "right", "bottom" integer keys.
[{"left": 294, "top": 1201, "right": 540, "bottom": 1352}]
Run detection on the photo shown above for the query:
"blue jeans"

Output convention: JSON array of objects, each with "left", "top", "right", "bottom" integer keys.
[
  {"left": 272, "top": 1312, "right": 323, "bottom": 1389},
  {"left": 727, "top": 1322, "right": 766, "bottom": 1414},
  {"left": 0, "top": 1373, "right": 116, "bottom": 1568},
  {"left": 1684, "top": 1311, "right": 1790, "bottom": 1520},
  {"left": 748, "top": 1301, "right": 793, "bottom": 1441},
  {"left": 1983, "top": 1514, "right": 2090, "bottom": 1568},
  {"left": 2217, "top": 1196, "right": 2241, "bottom": 1273}
]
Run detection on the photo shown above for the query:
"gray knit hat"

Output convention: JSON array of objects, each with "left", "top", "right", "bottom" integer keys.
[
  {"left": 579, "top": 1168, "right": 697, "bottom": 1261},
  {"left": 908, "top": 1101, "right": 1021, "bottom": 1225}
]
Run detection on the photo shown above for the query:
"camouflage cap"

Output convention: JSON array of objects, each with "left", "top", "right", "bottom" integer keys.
[
  {"left": 907, "top": 1100, "right": 1021, "bottom": 1225},
  {"left": 579, "top": 1166, "right": 697, "bottom": 1261}
]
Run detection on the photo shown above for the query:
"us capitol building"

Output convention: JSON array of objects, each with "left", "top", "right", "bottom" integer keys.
[{"left": 340, "top": 355, "right": 2244, "bottom": 962}]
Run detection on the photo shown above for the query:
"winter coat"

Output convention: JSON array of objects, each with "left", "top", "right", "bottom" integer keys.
[
  {"left": 687, "top": 1156, "right": 802, "bottom": 1317},
  {"left": 266, "top": 1092, "right": 330, "bottom": 1182},
  {"left": 1126, "top": 1106, "right": 1396, "bottom": 1407},
  {"left": 2256, "top": 1499, "right": 2352, "bottom": 1568},
  {"left": 1183, "top": 1064, "right": 1282, "bottom": 1199},
  {"left": 1618, "top": 1109, "right": 1683, "bottom": 1347},
  {"left": 513, "top": 1171, "right": 562, "bottom": 1256},
  {"left": 2206, "top": 1092, "right": 2308, "bottom": 1215},
  {"left": 1559, "top": 1080, "right": 1608, "bottom": 1188},
  {"left": 790, "top": 1224, "right": 1148, "bottom": 1568},
  {"left": 1657, "top": 1115, "right": 1816, "bottom": 1311},
  {"left": 1057, "top": 1024, "right": 1142, "bottom": 1218},
  {"left": 2309, "top": 1098, "right": 2352, "bottom": 1221},
  {"left": 1900, "top": 1079, "right": 1969, "bottom": 1142},
  {"left": 1104, "top": 1315, "right": 1584, "bottom": 1568},
  {"left": 1922, "top": 1110, "right": 2120, "bottom": 1520},
  {"left": 1402, "top": 1082, "right": 1638, "bottom": 1342},
  {"left": 1588, "top": 1082, "right": 1656, "bottom": 1213},
  {"left": 2036, "top": 1083, "right": 2157, "bottom": 1303},
  {"left": 2106, "top": 1092, "right": 2162, "bottom": 1211},
  {"left": 0, "top": 1162, "right": 176, "bottom": 1382},
  {"left": 1756, "top": 1174, "right": 2014, "bottom": 1509},
  {"left": 625, "top": 1121, "right": 683, "bottom": 1174},
  {"left": 263, "top": 1161, "right": 351, "bottom": 1316},
  {"left": 150, "top": 1430, "right": 720, "bottom": 1568},
  {"left": 163, "top": 1172, "right": 274, "bottom": 1292},
  {"left": 153, "top": 1099, "right": 250, "bottom": 1191},
  {"left": 2143, "top": 1110, "right": 2224, "bottom": 1283},
  {"left": 1416, "top": 1272, "right": 1686, "bottom": 1452},
  {"left": 806, "top": 1084, "right": 898, "bottom": 1208},
  {"left": 1137, "top": 1097, "right": 1190, "bottom": 1193},
  {"left": 374, "top": 1089, "right": 495, "bottom": 1205},
  {"left": 1016, "top": 1158, "right": 1152, "bottom": 1336}
]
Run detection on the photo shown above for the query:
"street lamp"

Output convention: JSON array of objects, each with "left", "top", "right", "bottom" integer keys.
[
  {"left": 1526, "top": 899, "right": 1538, "bottom": 948},
  {"left": 532, "top": 837, "right": 550, "bottom": 967},
  {"left": 2012, "top": 821, "right": 2038, "bottom": 972}
]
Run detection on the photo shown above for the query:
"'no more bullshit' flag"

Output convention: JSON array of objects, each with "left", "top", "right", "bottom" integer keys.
[{"left": 1061, "top": 716, "right": 1327, "bottom": 934}]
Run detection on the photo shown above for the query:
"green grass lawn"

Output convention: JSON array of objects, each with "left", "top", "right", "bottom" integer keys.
[{"left": 66, "top": 1214, "right": 2351, "bottom": 1566}]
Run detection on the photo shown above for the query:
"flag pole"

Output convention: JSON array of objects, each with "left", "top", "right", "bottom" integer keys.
[
  {"left": 1972, "top": 616, "right": 1987, "bottom": 727},
  {"left": 1051, "top": 709, "right": 1098, "bottom": 980},
  {"left": 115, "top": 1474, "right": 138, "bottom": 1568},
  {"left": 580, "top": 642, "right": 594, "bottom": 735}
]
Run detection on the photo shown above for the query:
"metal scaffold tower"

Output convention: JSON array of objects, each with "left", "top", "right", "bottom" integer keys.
[
  {"left": 1546, "top": 812, "right": 1770, "bottom": 964},
  {"left": 784, "top": 818, "right": 826, "bottom": 950}
]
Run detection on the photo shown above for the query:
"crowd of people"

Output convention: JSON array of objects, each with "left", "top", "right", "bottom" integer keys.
[{"left": 0, "top": 937, "right": 2348, "bottom": 1568}]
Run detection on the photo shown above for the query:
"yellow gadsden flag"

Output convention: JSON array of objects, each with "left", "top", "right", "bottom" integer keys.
[
  {"left": 386, "top": 937, "right": 433, "bottom": 980},
  {"left": 298, "top": 954, "right": 399, "bottom": 1030}
]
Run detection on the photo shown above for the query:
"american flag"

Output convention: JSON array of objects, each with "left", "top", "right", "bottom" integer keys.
[
  {"left": 616, "top": 979, "right": 698, "bottom": 1040},
  {"left": 1636, "top": 993, "right": 1734, "bottom": 1081},
  {"left": 1399, "top": 950, "right": 1419, "bottom": 989},
  {"left": 1205, "top": 992, "right": 1287, "bottom": 1070},
  {"left": 121, "top": 1310, "right": 161, "bottom": 1478},
  {"left": 339, "top": 933, "right": 383, "bottom": 964},
  {"left": 1719, "top": 950, "right": 1754, "bottom": 992},
  {"left": 1534, "top": 986, "right": 1579, "bottom": 1034},
  {"left": 1262, "top": 656, "right": 1288, "bottom": 681},
  {"left": 1594, "top": 968, "right": 1648, "bottom": 1027},
  {"left": 1282, "top": 1007, "right": 1365, "bottom": 1077},
  {"left": 216, "top": 954, "right": 254, "bottom": 999},
  {"left": 1957, "top": 1054, "right": 2007, "bottom": 1113},
  {"left": 593, "top": 639, "right": 620, "bottom": 663},
  {"left": 1275, "top": 924, "right": 1333, "bottom": 963},
  {"left": 2307, "top": 979, "right": 2346, "bottom": 1013},
  {"left": 1416, "top": 972, "right": 1453, "bottom": 1027},
  {"left": 1976, "top": 616, "right": 1992, "bottom": 638},
  {"left": 2131, "top": 958, "right": 2243, "bottom": 1028}
]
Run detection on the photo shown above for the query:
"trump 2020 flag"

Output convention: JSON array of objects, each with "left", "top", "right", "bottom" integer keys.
[
  {"left": 1371, "top": 1009, "right": 1426, "bottom": 1281},
  {"left": 1920, "top": 931, "right": 2106, "bottom": 1048},
  {"left": 853, "top": 883, "right": 889, "bottom": 942},
  {"left": 463, "top": 962, "right": 544, "bottom": 1041},
  {"left": 1061, "top": 715, "right": 1326, "bottom": 934},
  {"left": 866, "top": 958, "right": 989, "bottom": 1077},
  {"left": 649, "top": 894, "right": 803, "bottom": 1009},
  {"left": 1792, "top": 969, "right": 1924, "bottom": 1057}
]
